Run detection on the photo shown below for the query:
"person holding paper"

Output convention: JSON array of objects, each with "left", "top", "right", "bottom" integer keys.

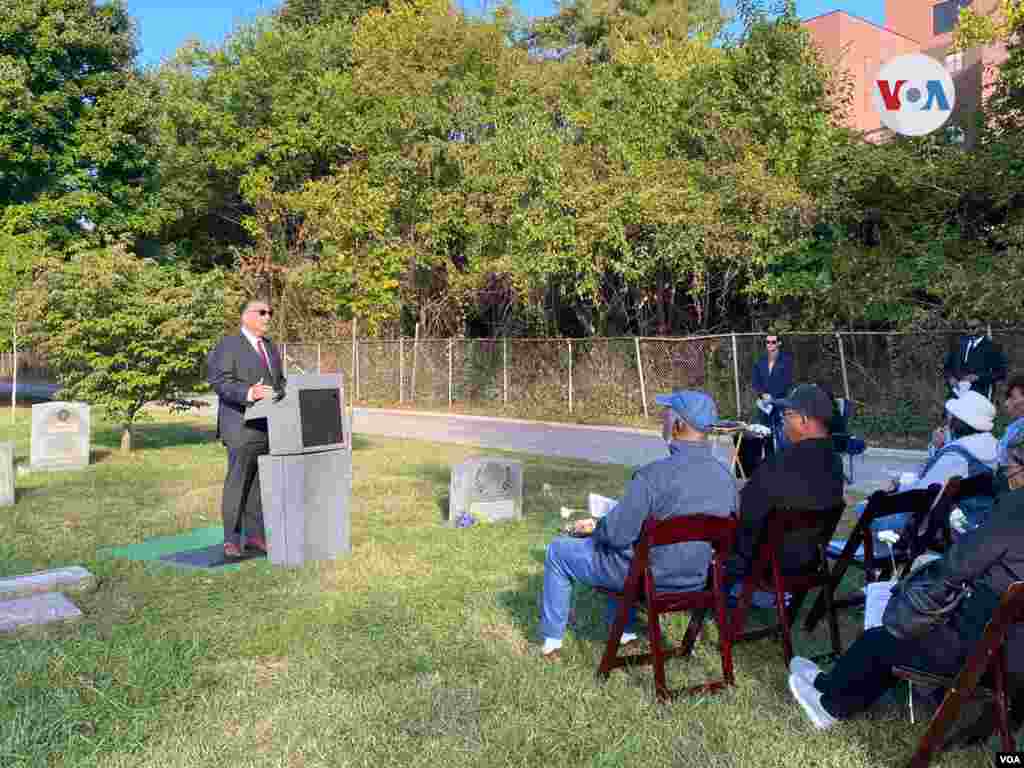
[
  {"left": 207, "top": 298, "right": 286, "bottom": 559},
  {"left": 788, "top": 437, "right": 1024, "bottom": 731},
  {"left": 870, "top": 391, "right": 998, "bottom": 538},
  {"left": 943, "top": 319, "right": 1007, "bottom": 400},
  {"left": 538, "top": 391, "right": 738, "bottom": 660},
  {"left": 750, "top": 333, "right": 794, "bottom": 460}
]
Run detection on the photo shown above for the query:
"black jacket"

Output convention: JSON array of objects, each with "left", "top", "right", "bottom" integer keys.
[
  {"left": 207, "top": 333, "right": 286, "bottom": 447},
  {"left": 752, "top": 351, "right": 794, "bottom": 401},
  {"left": 943, "top": 336, "right": 1007, "bottom": 398},
  {"left": 910, "top": 488, "right": 1024, "bottom": 685},
  {"left": 727, "top": 437, "right": 845, "bottom": 580}
]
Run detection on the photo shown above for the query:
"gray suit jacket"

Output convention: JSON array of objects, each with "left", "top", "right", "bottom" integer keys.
[{"left": 207, "top": 334, "right": 286, "bottom": 447}]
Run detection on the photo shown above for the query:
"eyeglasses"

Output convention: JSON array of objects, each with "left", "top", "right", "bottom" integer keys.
[
  {"left": 765, "top": 340, "right": 779, "bottom": 346},
  {"left": 249, "top": 309, "right": 273, "bottom": 318}
]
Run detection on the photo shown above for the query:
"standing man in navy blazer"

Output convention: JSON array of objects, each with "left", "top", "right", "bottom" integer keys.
[{"left": 207, "top": 298, "right": 287, "bottom": 558}]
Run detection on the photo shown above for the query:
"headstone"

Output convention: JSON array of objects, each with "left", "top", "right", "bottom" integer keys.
[
  {"left": 449, "top": 457, "right": 524, "bottom": 525},
  {"left": 0, "top": 441, "right": 12, "bottom": 506},
  {"left": 30, "top": 402, "right": 90, "bottom": 471},
  {"left": 0, "top": 566, "right": 97, "bottom": 601},
  {"left": 0, "top": 592, "right": 82, "bottom": 633}
]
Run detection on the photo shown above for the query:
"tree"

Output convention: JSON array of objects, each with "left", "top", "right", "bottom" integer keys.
[
  {"left": 25, "top": 245, "right": 230, "bottom": 452},
  {"left": 0, "top": 233, "right": 41, "bottom": 421},
  {"left": 0, "top": 0, "right": 164, "bottom": 249}
]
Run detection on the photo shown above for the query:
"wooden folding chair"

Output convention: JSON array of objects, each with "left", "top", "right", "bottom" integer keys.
[
  {"left": 924, "top": 473, "right": 996, "bottom": 547},
  {"left": 596, "top": 514, "right": 738, "bottom": 701},
  {"left": 894, "top": 581, "right": 1024, "bottom": 768},
  {"left": 804, "top": 486, "right": 941, "bottom": 634},
  {"left": 732, "top": 504, "right": 845, "bottom": 666}
]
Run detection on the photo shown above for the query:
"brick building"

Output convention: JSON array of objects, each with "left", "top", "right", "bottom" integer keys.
[{"left": 802, "top": 0, "right": 1009, "bottom": 145}]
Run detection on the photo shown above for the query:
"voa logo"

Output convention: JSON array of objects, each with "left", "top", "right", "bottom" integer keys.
[
  {"left": 997, "top": 753, "right": 1023, "bottom": 765},
  {"left": 872, "top": 53, "right": 956, "bottom": 137}
]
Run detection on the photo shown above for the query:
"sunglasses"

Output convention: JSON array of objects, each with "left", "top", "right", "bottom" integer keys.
[
  {"left": 765, "top": 340, "right": 779, "bottom": 346},
  {"left": 249, "top": 309, "right": 273, "bottom": 317}
]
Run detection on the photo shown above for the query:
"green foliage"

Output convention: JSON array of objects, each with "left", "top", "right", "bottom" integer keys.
[
  {"left": 24, "top": 245, "right": 228, "bottom": 447},
  {"left": 0, "top": 0, "right": 164, "bottom": 248}
]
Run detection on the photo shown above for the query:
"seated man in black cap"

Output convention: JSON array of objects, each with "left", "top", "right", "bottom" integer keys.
[{"left": 726, "top": 384, "right": 845, "bottom": 587}]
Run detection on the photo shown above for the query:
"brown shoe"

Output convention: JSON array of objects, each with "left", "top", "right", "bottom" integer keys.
[
  {"left": 244, "top": 535, "right": 268, "bottom": 553},
  {"left": 542, "top": 649, "right": 562, "bottom": 663},
  {"left": 224, "top": 542, "right": 242, "bottom": 558}
]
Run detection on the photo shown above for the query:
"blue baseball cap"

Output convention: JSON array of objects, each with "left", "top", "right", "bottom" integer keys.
[{"left": 654, "top": 390, "right": 719, "bottom": 433}]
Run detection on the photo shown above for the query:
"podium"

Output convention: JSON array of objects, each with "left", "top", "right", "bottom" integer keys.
[{"left": 244, "top": 374, "right": 352, "bottom": 566}]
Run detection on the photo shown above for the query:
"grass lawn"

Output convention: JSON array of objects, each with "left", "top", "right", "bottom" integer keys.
[{"left": 0, "top": 409, "right": 993, "bottom": 768}]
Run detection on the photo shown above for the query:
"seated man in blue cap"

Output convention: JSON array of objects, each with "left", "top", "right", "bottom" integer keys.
[{"left": 539, "top": 391, "right": 739, "bottom": 660}]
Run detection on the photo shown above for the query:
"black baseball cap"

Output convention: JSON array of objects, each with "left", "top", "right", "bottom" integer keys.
[{"left": 774, "top": 384, "right": 834, "bottom": 424}]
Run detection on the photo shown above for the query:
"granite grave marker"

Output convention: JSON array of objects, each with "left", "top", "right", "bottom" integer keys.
[
  {"left": 0, "top": 441, "right": 12, "bottom": 506},
  {"left": 449, "top": 457, "right": 523, "bottom": 524},
  {"left": 31, "top": 402, "right": 90, "bottom": 471}
]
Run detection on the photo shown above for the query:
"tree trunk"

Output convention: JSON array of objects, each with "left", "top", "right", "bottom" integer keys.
[{"left": 120, "top": 425, "right": 132, "bottom": 454}]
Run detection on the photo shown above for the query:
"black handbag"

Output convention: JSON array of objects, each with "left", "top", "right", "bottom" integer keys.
[{"left": 883, "top": 559, "right": 1001, "bottom": 643}]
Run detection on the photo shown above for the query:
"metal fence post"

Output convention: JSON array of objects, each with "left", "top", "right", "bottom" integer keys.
[
  {"left": 836, "top": 331, "right": 851, "bottom": 402},
  {"left": 411, "top": 322, "right": 419, "bottom": 403},
  {"left": 567, "top": 339, "right": 573, "bottom": 414},
  {"left": 503, "top": 337, "right": 508, "bottom": 406},
  {"left": 731, "top": 333, "right": 741, "bottom": 419},
  {"left": 448, "top": 337, "right": 454, "bottom": 408},
  {"left": 634, "top": 337, "right": 648, "bottom": 418},
  {"left": 399, "top": 337, "right": 404, "bottom": 404},
  {"left": 351, "top": 318, "right": 358, "bottom": 404},
  {"left": 317, "top": 342, "right": 322, "bottom": 374},
  {"left": 282, "top": 342, "right": 288, "bottom": 374}
]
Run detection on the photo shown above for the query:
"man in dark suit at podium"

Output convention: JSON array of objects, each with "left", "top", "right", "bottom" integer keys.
[
  {"left": 207, "top": 298, "right": 287, "bottom": 558},
  {"left": 943, "top": 319, "right": 1007, "bottom": 400}
]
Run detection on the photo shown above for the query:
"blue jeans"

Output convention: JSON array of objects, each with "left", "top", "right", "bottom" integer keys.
[{"left": 539, "top": 537, "right": 637, "bottom": 641}]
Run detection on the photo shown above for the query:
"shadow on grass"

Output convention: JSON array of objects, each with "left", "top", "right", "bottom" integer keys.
[{"left": 398, "top": 462, "right": 454, "bottom": 522}]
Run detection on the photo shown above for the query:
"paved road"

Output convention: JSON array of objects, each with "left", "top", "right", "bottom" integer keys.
[
  {"left": 345, "top": 408, "right": 924, "bottom": 493},
  {"left": 9, "top": 382, "right": 926, "bottom": 493}
]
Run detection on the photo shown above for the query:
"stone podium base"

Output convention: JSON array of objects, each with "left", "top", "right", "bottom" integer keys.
[{"left": 258, "top": 448, "right": 352, "bottom": 567}]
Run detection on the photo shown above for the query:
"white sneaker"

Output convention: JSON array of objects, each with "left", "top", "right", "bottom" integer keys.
[
  {"left": 789, "top": 673, "right": 838, "bottom": 730},
  {"left": 620, "top": 631, "right": 639, "bottom": 646},
  {"left": 789, "top": 656, "right": 822, "bottom": 686}
]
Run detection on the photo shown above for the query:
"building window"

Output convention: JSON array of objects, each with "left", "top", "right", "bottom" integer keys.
[
  {"left": 934, "top": 0, "right": 973, "bottom": 37},
  {"left": 945, "top": 51, "right": 963, "bottom": 72}
]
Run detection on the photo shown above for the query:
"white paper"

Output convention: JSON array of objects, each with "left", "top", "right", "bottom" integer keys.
[
  {"left": 588, "top": 493, "right": 618, "bottom": 519},
  {"left": 864, "top": 580, "right": 896, "bottom": 631}
]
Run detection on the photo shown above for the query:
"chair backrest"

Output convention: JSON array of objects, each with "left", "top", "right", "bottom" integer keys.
[
  {"left": 946, "top": 473, "right": 996, "bottom": 503},
  {"left": 751, "top": 504, "right": 846, "bottom": 574},
  {"left": 639, "top": 514, "right": 738, "bottom": 555},
  {"left": 864, "top": 484, "right": 942, "bottom": 528}
]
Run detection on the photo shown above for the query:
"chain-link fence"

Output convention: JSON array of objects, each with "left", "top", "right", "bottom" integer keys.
[
  {"left": 6, "top": 331, "right": 1022, "bottom": 445},
  {"left": 271, "top": 331, "right": 1024, "bottom": 446}
]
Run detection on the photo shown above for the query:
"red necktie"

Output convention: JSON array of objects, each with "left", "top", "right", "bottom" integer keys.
[{"left": 257, "top": 339, "right": 272, "bottom": 374}]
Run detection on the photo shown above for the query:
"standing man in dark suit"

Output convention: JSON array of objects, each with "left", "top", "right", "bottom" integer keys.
[
  {"left": 207, "top": 298, "right": 286, "bottom": 558},
  {"left": 944, "top": 319, "right": 1007, "bottom": 400}
]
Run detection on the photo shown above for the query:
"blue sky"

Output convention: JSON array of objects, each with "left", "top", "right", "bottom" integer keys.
[{"left": 128, "top": 0, "right": 886, "bottom": 67}]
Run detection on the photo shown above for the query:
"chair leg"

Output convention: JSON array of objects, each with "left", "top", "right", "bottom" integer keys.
[
  {"left": 823, "top": 579, "right": 842, "bottom": 658},
  {"left": 770, "top": 559, "right": 793, "bottom": 665},
  {"left": 649, "top": 606, "right": 669, "bottom": 701},
  {"left": 908, "top": 686, "right": 971, "bottom": 768},
  {"left": 994, "top": 646, "right": 1013, "bottom": 752},
  {"left": 679, "top": 607, "right": 706, "bottom": 658},
  {"left": 598, "top": 592, "right": 634, "bottom": 678},
  {"left": 714, "top": 589, "right": 735, "bottom": 687}
]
